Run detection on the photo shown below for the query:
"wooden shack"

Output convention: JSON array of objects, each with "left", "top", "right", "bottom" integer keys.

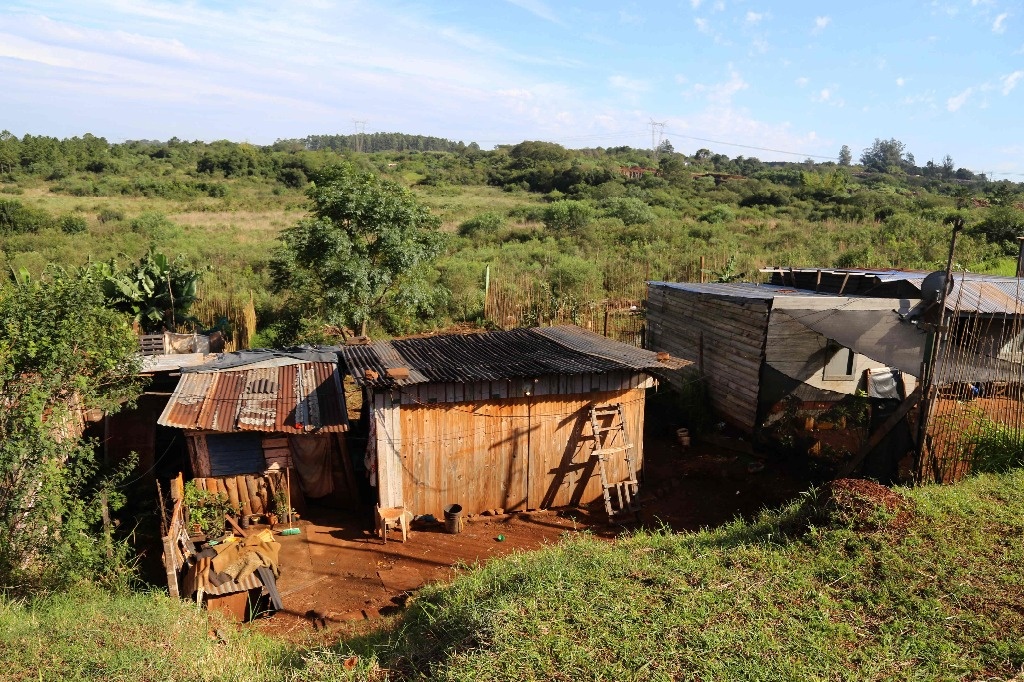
[
  {"left": 646, "top": 282, "right": 922, "bottom": 433},
  {"left": 340, "top": 326, "right": 683, "bottom": 517},
  {"left": 157, "top": 348, "right": 356, "bottom": 513}
]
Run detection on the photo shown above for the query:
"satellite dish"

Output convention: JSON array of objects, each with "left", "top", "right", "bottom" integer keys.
[{"left": 920, "top": 271, "right": 952, "bottom": 303}]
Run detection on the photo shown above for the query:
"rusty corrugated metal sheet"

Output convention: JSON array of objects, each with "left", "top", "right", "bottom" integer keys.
[
  {"left": 158, "top": 361, "right": 347, "bottom": 433},
  {"left": 341, "top": 326, "right": 679, "bottom": 390}
]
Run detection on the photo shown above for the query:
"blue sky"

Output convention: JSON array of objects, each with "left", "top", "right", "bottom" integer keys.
[{"left": 1, "top": 0, "right": 1022, "bottom": 175}]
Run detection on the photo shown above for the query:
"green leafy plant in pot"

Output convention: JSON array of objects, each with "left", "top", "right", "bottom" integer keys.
[{"left": 182, "top": 481, "right": 236, "bottom": 537}]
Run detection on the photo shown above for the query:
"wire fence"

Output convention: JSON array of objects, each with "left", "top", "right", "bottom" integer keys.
[
  {"left": 482, "top": 255, "right": 732, "bottom": 347},
  {"left": 919, "top": 274, "right": 1024, "bottom": 482}
]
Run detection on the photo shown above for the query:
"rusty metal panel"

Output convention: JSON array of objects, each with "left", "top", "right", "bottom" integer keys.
[
  {"left": 158, "top": 372, "right": 215, "bottom": 429},
  {"left": 158, "top": 362, "right": 348, "bottom": 434}
]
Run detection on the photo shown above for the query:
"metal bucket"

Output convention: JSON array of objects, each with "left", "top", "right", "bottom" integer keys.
[{"left": 443, "top": 503, "right": 464, "bottom": 534}]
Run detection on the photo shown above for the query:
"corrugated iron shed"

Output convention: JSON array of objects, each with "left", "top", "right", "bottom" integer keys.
[
  {"left": 341, "top": 325, "right": 682, "bottom": 389},
  {"left": 158, "top": 359, "right": 347, "bottom": 433}
]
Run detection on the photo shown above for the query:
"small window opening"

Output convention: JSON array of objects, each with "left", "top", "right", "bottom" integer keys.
[{"left": 823, "top": 340, "right": 856, "bottom": 380}]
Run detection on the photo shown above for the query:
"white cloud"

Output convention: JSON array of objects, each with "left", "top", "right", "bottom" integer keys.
[
  {"left": 745, "top": 11, "right": 766, "bottom": 24},
  {"left": 749, "top": 37, "right": 769, "bottom": 54},
  {"left": 686, "top": 66, "right": 748, "bottom": 106},
  {"left": 619, "top": 9, "right": 644, "bottom": 25},
  {"left": 795, "top": 76, "right": 809, "bottom": 87},
  {"left": 1001, "top": 70, "right": 1024, "bottom": 95},
  {"left": 817, "top": 88, "right": 831, "bottom": 101},
  {"left": 503, "top": 0, "right": 563, "bottom": 25},
  {"left": 609, "top": 75, "right": 649, "bottom": 93},
  {"left": 690, "top": 0, "right": 703, "bottom": 8},
  {"left": 896, "top": 77, "right": 906, "bottom": 87},
  {"left": 813, "top": 16, "right": 831, "bottom": 33},
  {"left": 947, "top": 87, "right": 974, "bottom": 111},
  {"left": 694, "top": 17, "right": 710, "bottom": 33},
  {"left": 992, "top": 12, "right": 1009, "bottom": 33}
]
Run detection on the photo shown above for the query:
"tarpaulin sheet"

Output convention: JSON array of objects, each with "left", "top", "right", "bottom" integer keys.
[{"left": 771, "top": 307, "right": 927, "bottom": 376}]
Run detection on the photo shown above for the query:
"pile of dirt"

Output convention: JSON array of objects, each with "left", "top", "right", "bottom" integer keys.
[{"left": 818, "top": 478, "right": 915, "bottom": 532}]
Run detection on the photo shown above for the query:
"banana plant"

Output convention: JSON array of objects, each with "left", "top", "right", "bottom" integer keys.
[{"left": 86, "top": 249, "right": 202, "bottom": 332}]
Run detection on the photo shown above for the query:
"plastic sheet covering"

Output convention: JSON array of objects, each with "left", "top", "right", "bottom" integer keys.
[
  {"left": 867, "top": 368, "right": 902, "bottom": 399},
  {"left": 289, "top": 434, "right": 335, "bottom": 498},
  {"left": 772, "top": 307, "right": 926, "bottom": 376}
]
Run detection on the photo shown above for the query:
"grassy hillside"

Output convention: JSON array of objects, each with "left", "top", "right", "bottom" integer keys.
[{"left": 3, "top": 471, "right": 1023, "bottom": 681}]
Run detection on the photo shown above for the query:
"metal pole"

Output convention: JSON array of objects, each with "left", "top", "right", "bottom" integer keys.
[
  {"left": 914, "top": 217, "right": 963, "bottom": 482},
  {"left": 1016, "top": 237, "right": 1024, "bottom": 278}
]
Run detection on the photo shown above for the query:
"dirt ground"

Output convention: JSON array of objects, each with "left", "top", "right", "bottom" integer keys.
[{"left": 252, "top": 429, "right": 807, "bottom": 640}]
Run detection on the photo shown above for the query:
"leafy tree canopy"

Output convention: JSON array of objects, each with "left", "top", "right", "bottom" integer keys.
[
  {"left": 271, "top": 163, "right": 446, "bottom": 338},
  {"left": 860, "top": 138, "right": 915, "bottom": 173},
  {"left": 0, "top": 270, "right": 143, "bottom": 591}
]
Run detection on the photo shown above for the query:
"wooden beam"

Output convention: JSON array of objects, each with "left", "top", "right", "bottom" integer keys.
[{"left": 837, "top": 387, "right": 921, "bottom": 478}]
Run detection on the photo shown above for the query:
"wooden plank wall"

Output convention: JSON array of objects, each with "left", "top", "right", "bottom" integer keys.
[
  {"left": 646, "top": 285, "right": 769, "bottom": 431},
  {"left": 375, "top": 392, "right": 405, "bottom": 509},
  {"left": 394, "top": 386, "right": 646, "bottom": 517}
]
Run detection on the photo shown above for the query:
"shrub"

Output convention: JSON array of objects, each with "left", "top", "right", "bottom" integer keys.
[
  {"left": 458, "top": 211, "right": 504, "bottom": 238},
  {"left": 97, "top": 207, "right": 125, "bottom": 223},
  {"left": 543, "top": 200, "right": 593, "bottom": 235},
  {"left": 974, "top": 206, "right": 1024, "bottom": 252},
  {"left": 698, "top": 204, "right": 735, "bottom": 223},
  {"left": 129, "top": 211, "right": 181, "bottom": 241},
  {"left": 0, "top": 199, "right": 52, "bottom": 234},
  {"left": 58, "top": 214, "right": 87, "bottom": 234},
  {"left": 604, "top": 197, "right": 655, "bottom": 225}
]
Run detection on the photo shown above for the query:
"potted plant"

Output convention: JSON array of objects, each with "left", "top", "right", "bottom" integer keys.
[{"left": 182, "top": 481, "right": 236, "bottom": 538}]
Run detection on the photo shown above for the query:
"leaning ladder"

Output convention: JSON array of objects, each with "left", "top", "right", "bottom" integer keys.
[{"left": 588, "top": 403, "right": 640, "bottom": 520}]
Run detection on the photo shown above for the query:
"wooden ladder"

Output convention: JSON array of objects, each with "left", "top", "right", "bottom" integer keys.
[{"left": 588, "top": 403, "right": 640, "bottom": 521}]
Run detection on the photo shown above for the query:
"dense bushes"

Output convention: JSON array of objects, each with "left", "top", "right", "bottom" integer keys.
[
  {"left": 0, "top": 272, "right": 143, "bottom": 592},
  {"left": 0, "top": 199, "right": 52, "bottom": 234}
]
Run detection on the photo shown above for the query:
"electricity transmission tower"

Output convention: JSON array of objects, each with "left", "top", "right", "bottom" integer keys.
[
  {"left": 649, "top": 119, "right": 667, "bottom": 161},
  {"left": 352, "top": 120, "right": 367, "bottom": 153}
]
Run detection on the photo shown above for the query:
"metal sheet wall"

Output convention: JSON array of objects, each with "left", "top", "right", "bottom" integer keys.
[{"left": 394, "top": 387, "right": 646, "bottom": 517}]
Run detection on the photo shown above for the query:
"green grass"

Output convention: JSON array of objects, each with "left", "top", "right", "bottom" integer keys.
[
  {"left": 4, "top": 471, "right": 1024, "bottom": 680},
  {"left": 369, "top": 471, "right": 1024, "bottom": 681}
]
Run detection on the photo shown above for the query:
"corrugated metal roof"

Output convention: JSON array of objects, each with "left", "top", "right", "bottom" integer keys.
[
  {"left": 341, "top": 325, "right": 682, "bottom": 389},
  {"left": 648, "top": 281, "right": 842, "bottom": 300},
  {"left": 158, "top": 361, "right": 347, "bottom": 433}
]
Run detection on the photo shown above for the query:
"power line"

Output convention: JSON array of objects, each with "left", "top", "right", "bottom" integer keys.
[{"left": 660, "top": 128, "right": 838, "bottom": 160}]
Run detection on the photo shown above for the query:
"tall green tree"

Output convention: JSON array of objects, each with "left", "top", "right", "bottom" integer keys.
[
  {"left": 271, "top": 163, "right": 446, "bottom": 337},
  {"left": 860, "top": 138, "right": 914, "bottom": 173},
  {"left": 838, "top": 144, "right": 852, "bottom": 166},
  {"left": 0, "top": 270, "right": 143, "bottom": 591}
]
